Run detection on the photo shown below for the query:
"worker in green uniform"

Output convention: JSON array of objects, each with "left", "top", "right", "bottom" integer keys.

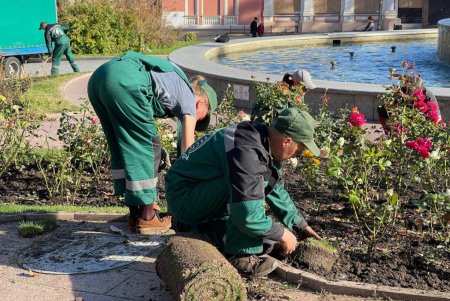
[
  {"left": 39, "top": 21, "right": 80, "bottom": 76},
  {"left": 87, "top": 51, "right": 217, "bottom": 235},
  {"left": 165, "top": 107, "right": 322, "bottom": 277}
]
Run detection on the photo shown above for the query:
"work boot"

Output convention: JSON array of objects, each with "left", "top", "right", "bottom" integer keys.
[
  {"left": 136, "top": 212, "right": 172, "bottom": 235},
  {"left": 229, "top": 254, "right": 278, "bottom": 277},
  {"left": 128, "top": 204, "right": 162, "bottom": 233}
]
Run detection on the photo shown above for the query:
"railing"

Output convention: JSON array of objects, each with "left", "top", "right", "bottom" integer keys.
[
  {"left": 224, "top": 16, "right": 238, "bottom": 25},
  {"left": 184, "top": 16, "right": 198, "bottom": 25},
  {"left": 203, "top": 16, "right": 221, "bottom": 25}
]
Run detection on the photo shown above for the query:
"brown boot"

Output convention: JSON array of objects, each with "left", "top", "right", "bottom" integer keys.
[
  {"left": 136, "top": 212, "right": 172, "bottom": 235},
  {"left": 128, "top": 203, "right": 162, "bottom": 233}
]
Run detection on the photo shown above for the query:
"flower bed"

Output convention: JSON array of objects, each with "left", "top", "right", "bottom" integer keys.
[{"left": 0, "top": 65, "right": 448, "bottom": 294}]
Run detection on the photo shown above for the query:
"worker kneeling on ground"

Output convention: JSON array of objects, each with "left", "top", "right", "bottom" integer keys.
[
  {"left": 165, "top": 107, "right": 322, "bottom": 277},
  {"left": 87, "top": 51, "right": 217, "bottom": 235}
]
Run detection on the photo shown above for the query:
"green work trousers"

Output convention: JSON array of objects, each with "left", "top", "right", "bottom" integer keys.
[
  {"left": 87, "top": 55, "right": 161, "bottom": 206},
  {"left": 166, "top": 175, "right": 265, "bottom": 255},
  {"left": 51, "top": 42, "right": 79, "bottom": 76}
]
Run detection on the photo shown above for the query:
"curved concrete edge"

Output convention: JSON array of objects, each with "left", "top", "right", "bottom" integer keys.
[
  {"left": 0, "top": 212, "right": 127, "bottom": 224},
  {"left": 169, "top": 29, "right": 450, "bottom": 122},
  {"left": 275, "top": 262, "right": 450, "bottom": 301},
  {"left": 62, "top": 72, "right": 93, "bottom": 105}
]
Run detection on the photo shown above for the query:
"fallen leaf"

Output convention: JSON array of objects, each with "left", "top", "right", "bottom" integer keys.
[{"left": 442, "top": 212, "right": 450, "bottom": 224}]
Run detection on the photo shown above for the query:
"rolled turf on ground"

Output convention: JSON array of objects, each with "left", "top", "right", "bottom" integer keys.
[{"left": 156, "top": 233, "right": 247, "bottom": 301}]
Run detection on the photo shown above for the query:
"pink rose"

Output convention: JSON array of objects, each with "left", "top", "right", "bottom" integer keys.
[
  {"left": 91, "top": 117, "right": 100, "bottom": 124},
  {"left": 417, "top": 147, "right": 429, "bottom": 159},
  {"left": 427, "top": 102, "right": 438, "bottom": 112},
  {"left": 412, "top": 89, "right": 426, "bottom": 102},
  {"left": 405, "top": 141, "right": 418, "bottom": 150},
  {"left": 426, "top": 110, "right": 440, "bottom": 123},
  {"left": 393, "top": 123, "right": 407, "bottom": 134},
  {"left": 417, "top": 137, "right": 432, "bottom": 151},
  {"left": 349, "top": 112, "right": 366, "bottom": 128},
  {"left": 413, "top": 101, "right": 428, "bottom": 113}
]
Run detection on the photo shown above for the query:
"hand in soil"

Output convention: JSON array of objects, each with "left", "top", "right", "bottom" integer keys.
[
  {"left": 280, "top": 228, "right": 297, "bottom": 255},
  {"left": 297, "top": 226, "right": 322, "bottom": 241}
]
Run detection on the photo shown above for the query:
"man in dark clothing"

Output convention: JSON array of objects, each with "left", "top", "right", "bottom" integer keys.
[
  {"left": 39, "top": 21, "right": 80, "bottom": 76},
  {"left": 165, "top": 107, "right": 322, "bottom": 277},
  {"left": 250, "top": 17, "right": 258, "bottom": 37}
]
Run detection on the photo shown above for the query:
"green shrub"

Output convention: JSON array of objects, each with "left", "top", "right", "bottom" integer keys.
[
  {"left": 58, "top": 0, "right": 180, "bottom": 54},
  {"left": 0, "top": 77, "right": 43, "bottom": 176},
  {"left": 183, "top": 32, "right": 197, "bottom": 42}
]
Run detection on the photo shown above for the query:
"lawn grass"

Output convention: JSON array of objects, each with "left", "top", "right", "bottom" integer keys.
[
  {"left": 18, "top": 219, "right": 57, "bottom": 238},
  {"left": 22, "top": 73, "right": 85, "bottom": 115},
  {"left": 0, "top": 204, "right": 128, "bottom": 214}
]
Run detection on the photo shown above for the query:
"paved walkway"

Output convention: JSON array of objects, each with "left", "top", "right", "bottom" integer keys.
[{"left": 1, "top": 218, "right": 379, "bottom": 301}]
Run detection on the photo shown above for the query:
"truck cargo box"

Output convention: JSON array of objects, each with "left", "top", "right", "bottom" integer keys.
[{"left": 0, "top": 0, "right": 57, "bottom": 76}]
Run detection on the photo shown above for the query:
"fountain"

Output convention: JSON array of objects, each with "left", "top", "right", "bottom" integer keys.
[
  {"left": 438, "top": 19, "right": 450, "bottom": 64},
  {"left": 169, "top": 30, "right": 450, "bottom": 121}
]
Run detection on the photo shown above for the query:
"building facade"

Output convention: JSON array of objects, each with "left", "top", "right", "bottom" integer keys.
[{"left": 162, "top": 0, "right": 450, "bottom": 32}]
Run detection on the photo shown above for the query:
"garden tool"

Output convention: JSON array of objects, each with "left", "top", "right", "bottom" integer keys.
[{"left": 36, "top": 55, "right": 51, "bottom": 75}]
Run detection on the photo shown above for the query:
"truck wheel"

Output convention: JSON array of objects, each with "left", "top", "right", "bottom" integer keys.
[{"left": 3, "top": 57, "right": 22, "bottom": 77}]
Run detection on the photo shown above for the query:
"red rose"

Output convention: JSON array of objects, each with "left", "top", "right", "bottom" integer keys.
[{"left": 349, "top": 112, "right": 366, "bottom": 128}]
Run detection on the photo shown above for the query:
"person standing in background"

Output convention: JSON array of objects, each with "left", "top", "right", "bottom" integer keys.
[
  {"left": 250, "top": 17, "right": 258, "bottom": 37},
  {"left": 257, "top": 22, "right": 265, "bottom": 37},
  {"left": 39, "top": 21, "right": 80, "bottom": 76}
]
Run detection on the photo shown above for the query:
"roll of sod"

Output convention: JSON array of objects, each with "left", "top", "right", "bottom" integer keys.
[{"left": 156, "top": 234, "right": 247, "bottom": 301}]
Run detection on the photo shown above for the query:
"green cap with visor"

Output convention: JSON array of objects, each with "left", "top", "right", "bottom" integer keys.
[{"left": 274, "top": 107, "right": 320, "bottom": 156}]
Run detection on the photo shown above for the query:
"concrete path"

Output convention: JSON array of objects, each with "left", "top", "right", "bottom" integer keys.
[
  {"left": 1, "top": 218, "right": 380, "bottom": 301},
  {"left": 0, "top": 221, "right": 174, "bottom": 301}
]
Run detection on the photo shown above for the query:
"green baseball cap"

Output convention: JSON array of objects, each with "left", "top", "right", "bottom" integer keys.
[
  {"left": 274, "top": 107, "right": 320, "bottom": 156},
  {"left": 195, "top": 80, "right": 218, "bottom": 132}
]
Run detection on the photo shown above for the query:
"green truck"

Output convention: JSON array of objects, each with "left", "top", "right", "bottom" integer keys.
[{"left": 0, "top": 0, "right": 57, "bottom": 76}]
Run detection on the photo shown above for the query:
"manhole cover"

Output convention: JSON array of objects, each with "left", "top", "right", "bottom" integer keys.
[{"left": 16, "top": 221, "right": 170, "bottom": 274}]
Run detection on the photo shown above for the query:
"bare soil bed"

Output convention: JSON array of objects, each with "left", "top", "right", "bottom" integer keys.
[{"left": 0, "top": 164, "right": 448, "bottom": 294}]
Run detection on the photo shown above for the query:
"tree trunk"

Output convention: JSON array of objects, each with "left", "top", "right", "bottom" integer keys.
[{"left": 156, "top": 233, "right": 247, "bottom": 301}]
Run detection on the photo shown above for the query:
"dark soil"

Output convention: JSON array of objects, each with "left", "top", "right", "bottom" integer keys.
[
  {"left": 282, "top": 165, "right": 450, "bottom": 293},
  {"left": 0, "top": 165, "right": 121, "bottom": 207},
  {"left": 1, "top": 164, "right": 449, "bottom": 294}
]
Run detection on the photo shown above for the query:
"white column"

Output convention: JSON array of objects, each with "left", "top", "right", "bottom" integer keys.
[
  {"left": 224, "top": 0, "right": 228, "bottom": 16},
  {"left": 300, "top": 0, "right": 314, "bottom": 22},
  {"left": 299, "top": 0, "right": 314, "bottom": 32},
  {"left": 340, "top": 0, "right": 355, "bottom": 31},
  {"left": 341, "top": 0, "right": 354, "bottom": 21},
  {"left": 263, "top": 0, "right": 274, "bottom": 24},
  {"left": 380, "top": 0, "right": 400, "bottom": 30},
  {"left": 382, "top": 0, "right": 398, "bottom": 19},
  {"left": 234, "top": 0, "right": 239, "bottom": 16}
]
